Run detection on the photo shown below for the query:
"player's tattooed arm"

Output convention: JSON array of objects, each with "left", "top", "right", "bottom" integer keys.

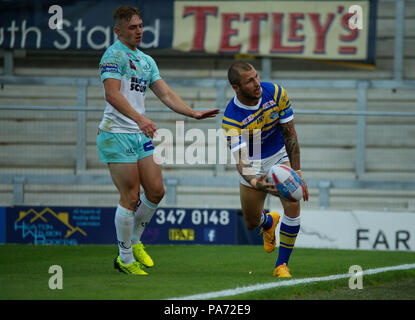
[
  {"left": 280, "top": 120, "right": 300, "bottom": 171},
  {"left": 280, "top": 120, "right": 310, "bottom": 201}
]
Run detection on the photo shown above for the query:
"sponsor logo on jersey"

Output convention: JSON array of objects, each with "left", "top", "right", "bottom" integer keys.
[
  {"left": 263, "top": 100, "right": 276, "bottom": 110},
  {"left": 242, "top": 114, "right": 255, "bottom": 125},
  {"left": 100, "top": 63, "right": 118, "bottom": 74},
  {"left": 130, "top": 77, "right": 148, "bottom": 93}
]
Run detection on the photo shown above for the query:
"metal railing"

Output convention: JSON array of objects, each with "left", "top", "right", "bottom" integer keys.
[
  {"left": 1, "top": 0, "right": 415, "bottom": 208},
  {"left": 1, "top": 84, "right": 415, "bottom": 208},
  {"left": 1, "top": 76, "right": 415, "bottom": 175}
]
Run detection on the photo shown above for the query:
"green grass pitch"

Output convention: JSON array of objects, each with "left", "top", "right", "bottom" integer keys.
[{"left": 0, "top": 244, "right": 414, "bottom": 300}]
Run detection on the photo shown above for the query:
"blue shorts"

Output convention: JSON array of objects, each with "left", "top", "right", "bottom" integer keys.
[{"left": 96, "top": 129, "right": 155, "bottom": 163}]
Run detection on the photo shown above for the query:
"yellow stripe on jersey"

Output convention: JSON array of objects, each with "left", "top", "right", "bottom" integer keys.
[
  {"left": 246, "top": 106, "right": 267, "bottom": 124},
  {"left": 224, "top": 106, "right": 268, "bottom": 133},
  {"left": 223, "top": 84, "right": 291, "bottom": 137},
  {"left": 274, "top": 84, "right": 291, "bottom": 111},
  {"left": 274, "top": 83, "right": 280, "bottom": 102},
  {"left": 241, "top": 107, "right": 279, "bottom": 131},
  {"left": 222, "top": 116, "right": 244, "bottom": 127},
  {"left": 222, "top": 123, "right": 241, "bottom": 136}
]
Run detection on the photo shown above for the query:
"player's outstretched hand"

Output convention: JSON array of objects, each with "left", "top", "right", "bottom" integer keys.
[{"left": 193, "top": 108, "right": 220, "bottom": 120}]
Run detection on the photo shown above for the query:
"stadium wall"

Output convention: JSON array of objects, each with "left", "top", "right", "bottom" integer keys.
[{"left": 1, "top": 206, "right": 414, "bottom": 252}]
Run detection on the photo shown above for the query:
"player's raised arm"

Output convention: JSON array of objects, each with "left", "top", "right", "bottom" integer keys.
[{"left": 149, "top": 79, "right": 219, "bottom": 119}]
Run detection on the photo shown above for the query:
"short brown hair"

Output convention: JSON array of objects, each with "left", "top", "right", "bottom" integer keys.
[
  {"left": 112, "top": 5, "right": 142, "bottom": 26},
  {"left": 227, "top": 62, "right": 253, "bottom": 86}
]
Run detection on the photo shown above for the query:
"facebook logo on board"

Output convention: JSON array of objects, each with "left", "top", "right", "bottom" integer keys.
[{"left": 204, "top": 229, "right": 216, "bottom": 243}]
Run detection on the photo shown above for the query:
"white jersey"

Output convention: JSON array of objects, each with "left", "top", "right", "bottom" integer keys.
[{"left": 98, "top": 40, "right": 161, "bottom": 133}]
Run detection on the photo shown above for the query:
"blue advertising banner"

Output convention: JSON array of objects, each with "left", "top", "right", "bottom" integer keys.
[
  {"left": 0, "top": 0, "right": 173, "bottom": 50},
  {"left": 144, "top": 207, "right": 236, "bottom": 245},
  {"left": 4, "top": 206, "right": 237, "bottom": 245},
  {"left": 6, "top": 206, "right": 116, "bottom": 245}
]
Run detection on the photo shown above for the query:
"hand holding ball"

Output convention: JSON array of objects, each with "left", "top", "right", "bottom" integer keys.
[{"left": 267, "top": 164, "right": 305, "bottom": 201}]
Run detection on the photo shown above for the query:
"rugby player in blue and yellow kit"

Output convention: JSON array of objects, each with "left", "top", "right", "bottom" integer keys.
[
  {"left": 222, "top": 62, "right": 309, "bottom": 277},
  {"left": 97, "top": 5, "right": 219, "bottom": 275}
]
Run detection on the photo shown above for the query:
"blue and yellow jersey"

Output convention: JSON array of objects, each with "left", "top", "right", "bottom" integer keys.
[{"left": 222, "top": 82, "right": 294, "bottom": 159}]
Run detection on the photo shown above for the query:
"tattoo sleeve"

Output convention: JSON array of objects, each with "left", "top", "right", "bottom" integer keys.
[{"left": 280, "top": 120, "right": 301, "bottom": 171}]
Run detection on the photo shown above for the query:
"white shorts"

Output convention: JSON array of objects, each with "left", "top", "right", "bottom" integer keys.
[{"left": 239, "top": 146, "right": 290, "bottom": 188}]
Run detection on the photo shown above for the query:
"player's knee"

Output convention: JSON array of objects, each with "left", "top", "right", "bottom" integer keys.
[
  {"left": 154, "top": 186, "right": 165, "bottom": 202},
  {"left": 121, "top": 192, "right": 140, "bottom": 210},
  {"left": 146, "top": 185, "right": 165, "bottom": 204},
  {"left": 283, "top": 201, "right": 300, "bottom": 218}
]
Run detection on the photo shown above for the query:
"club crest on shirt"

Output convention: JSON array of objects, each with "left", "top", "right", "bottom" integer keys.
[
  {"left": 270, "top": 110, "right": 279, "bottom": 120},
  {"left": 142, "top": 63, "right": 151, "bottom": 72}
]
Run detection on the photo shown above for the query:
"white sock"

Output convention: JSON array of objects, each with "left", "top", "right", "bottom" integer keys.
[
  {"left": 281, "top": 214, "right": 301, "bottom": 226},
  {"left": 132, "top": 193, "right": 158, "bottom": 245},
  {"left": 114, "top": 204, "right": 135, "bottom": 265}
]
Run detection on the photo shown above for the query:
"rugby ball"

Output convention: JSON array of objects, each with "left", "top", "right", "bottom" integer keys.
[{"left": 267, "top": 164, "right": 304, "bottom": 201}]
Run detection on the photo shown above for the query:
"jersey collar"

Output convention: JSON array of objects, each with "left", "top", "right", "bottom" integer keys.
[
  {"left": 115, "top": 40, "right": 142, "bottom": 58},
  {"left": 233, "top": 95, "right": 262, "bottom": 110}
]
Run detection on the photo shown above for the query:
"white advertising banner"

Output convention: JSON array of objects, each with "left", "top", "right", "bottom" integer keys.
[
  {"left": 173, "top": 0, "right": 376, "bottom": 62},
  {"left": 272, "top": 210, "right": 415, "bottom": 252}
]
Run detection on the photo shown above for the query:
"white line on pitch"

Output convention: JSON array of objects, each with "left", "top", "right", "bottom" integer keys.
[{"left": 167, "top": 263, "right": 415, "bottom": 300}]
